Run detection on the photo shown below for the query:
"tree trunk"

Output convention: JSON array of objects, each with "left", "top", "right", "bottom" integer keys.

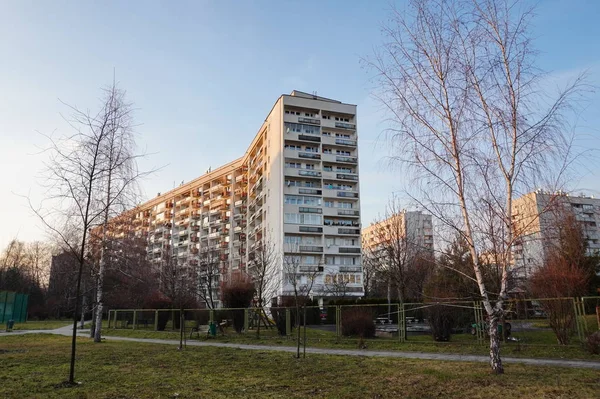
[
  {"left": 93, "top": 256, "right": 106, "bottom": 342},
  {"left": 303, "top": 306, "right": 307, "bottom": 358},
  {"left": 296, "top": 305, "right": 301, "bottom": 358},
  {"left": 488, "top": 316, "right": 504, "bottom": 374}
]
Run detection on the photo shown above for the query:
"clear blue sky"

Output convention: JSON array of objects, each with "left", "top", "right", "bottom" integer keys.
[{"left": 1, "top": 0, "right": 599, "bottom": 248}]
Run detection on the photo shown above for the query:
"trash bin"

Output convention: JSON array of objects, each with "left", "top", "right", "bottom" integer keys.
[
  {"left": 6, "top": 320, "right": 14, "bottom": 332},
  {"left": 208, "top": 321, "right": 217, "bottom": 337}
]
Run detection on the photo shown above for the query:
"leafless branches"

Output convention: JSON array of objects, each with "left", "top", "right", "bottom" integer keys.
[{"left": 366, "top": 0, "right": 589, "bottom": 374}]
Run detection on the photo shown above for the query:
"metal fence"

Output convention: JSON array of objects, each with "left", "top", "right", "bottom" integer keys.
[
  {"left": 106, "top": 297, "right": 600, "bottom": 347},
  {"left": 0, "top": 291, "right": 29, "bottom": 323}
]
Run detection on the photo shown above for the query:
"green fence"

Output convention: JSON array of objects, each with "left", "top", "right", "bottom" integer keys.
[
  {"left": 106, "top": 296, "right": 598, "bottom": 348},
  {"left": 0, "top": 291, "right": 29, "bottom": 323}
]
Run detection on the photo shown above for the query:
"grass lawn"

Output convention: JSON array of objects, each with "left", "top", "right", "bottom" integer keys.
[
  {"left": 10, "top": 320, "right": 72, "bottom": 331},
  {"left": 1, "top": 334, "right": 599, "bottom": 398},
  {"left": 101, "top": 325, "right": 600, "bottom": 361}
]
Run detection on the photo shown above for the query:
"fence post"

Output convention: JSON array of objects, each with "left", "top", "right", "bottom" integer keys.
[
  {"left": 244, "top": 308, "right": 249, "bottom": 332},
  {"left": 286, "top": 308, "right": 291, "bottom": 336},
  {"left": 113, "top": 310, "right": 118, "bottom": 329},
  {"left": 154, "top": 310, "right": 159, "bottom": 331},
  {"left": 133, "top": 310, "right": 137, "bottom": 330},
  {"left": 107, "top": 310, "right": 112, "bottom": 329}
]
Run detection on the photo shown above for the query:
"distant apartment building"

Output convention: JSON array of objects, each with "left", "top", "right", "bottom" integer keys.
[
  {"left": 362, "top": 210, "right": 434, "bottom": 257},
  {"left": 512, "top": 190, "right": 600, "bottom": 279},
  {"left": 109, "top": 91, "right": 363, "bottom": 307}
]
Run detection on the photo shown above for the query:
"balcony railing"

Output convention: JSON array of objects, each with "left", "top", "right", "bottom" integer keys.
[
  {"left": 299, "top": 265, "right": 324, "bottom": 273},
  {"left": 298, "top": 117, "right": 321, "bottom": 125},
  {"left": 335, "top": 138, "right": 357, "bottom": 146},
  {"left": 337, "top": 191, "right": 359, "bottom": 198},
  {"left": 299, "top": 170, "right": 322, "bottom": 177},
  {"left": 335, "top": 122, "right": 356, "bottom": 130},
  {"left": 298, "top": 152, "right": 321, "bottom": 160},
  {"left": 338, "top": 266, "right": 363, "bottom": 273},
  {"left": 336, "top": 156, "right": 358, "bottom": 164},
  {"left": 298, "top": 134, "right": 321, "bottom": 142},
  {"left": 299, "top": 207, "right": 322, "bottom": 214},
  {"left": 299, "top": 226, "right": 323, "bottom": 233},
  {"left": 337, "top": 209, "right": 359, "bottom": 216},
  {"left": 300, "top": 246, "right": 323, "bottom": 253},
  {"left": 339, "top": 247, "right": 361, "bottom": 254},
  {"left": 298, "top": 188, "right": 322, "bottom": 195},
  {"left": 336, "top": 173, "right": 358, "bottom": 181},
  {"left": 338, "top": 228, "right": 361, "bottom": 235}
]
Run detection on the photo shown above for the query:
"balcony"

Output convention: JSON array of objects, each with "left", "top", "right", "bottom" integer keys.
[
  {"left": 335, "top": 122, "right": 356, "bottom": 130},
  {"left": 337, "top": 209, "right": 360, "bottom": 216},
  {"left": 335, "top": 138, "right": 357, "bottom": 147},
  {"left": 336, "top": 173, "right": 358, "bottom": 181},
  {"left": 298, "top": 134, "right": 321, "bottom": 143},
  {"left": 299, "top": 245, "right": 323, "bottom": 253},
  {"left": 338, "top": 266, "right": 363, "bottom": 273},
  {"left": 337, "top": 191, "right": 359, "bottom": 198},
  {"left": 298, "top": 170, "right": 322, "bottom": 178},
  {"left": 299, "top": 265, "right": 325, "bottom": 273},
  {"left": 298, "top": 117, "right": 321, "bottom": 125},
  {"left": 298, "top": 152, "right": 321, "bottom": 160},
  {"left": 298, "top": 188, "right": 322, "bottom": 195},
  {"left": 339, "top": 247, "right": 361, "bottom": 254},
  {"left": 338, "top": 228, "right": 361, "bottom": 235},
  {"left": 299, "top": 226, "right": 323, "bottom": 233},
  {"left": 336, "top": 156, "right": 357, "bottom": 164}
]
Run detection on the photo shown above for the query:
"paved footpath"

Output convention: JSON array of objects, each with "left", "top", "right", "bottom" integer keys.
[{"left": 2, "top": 324, "right": 599, "bottom": 370}]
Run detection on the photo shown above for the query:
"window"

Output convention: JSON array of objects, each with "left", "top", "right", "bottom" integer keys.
[
  {"left": 326, "top": 238, "right": 335, "bottom": 246},
  {"left": 325, "top": 201, "right": 334, "bottom": 208},
  {"left": 285, "top": 144, "right": 301, "bottom": 151},
  {"left": 355, "top": 274, "right": 362, "bottom": 284},
  {"left": 322, "top": 131, "right": 332, "bottom": 136},
  {"left": 337, "top": 201, "right": 352, "bottom": 209},
  {"left": 322, "top": 115, "right": 331, "bottom": 120},
  {"left": 285, "top": 162, "right": 301, "bottom": 169},
  {"left": 305, "top": 164, "right": 315, "bottom": 170},
  {"left": 284, "top": 213, "right": 322, "bottom": 225},
  {"left": 284, "top": 235, "right": 302, "bottom": 245},
  {"left": 323, "top": 165, "right": 333, "bottom": 172},
  {"left": 305, "top": 146, "right": 318, "bottom": 153},
  {"left": 285, "top": 195, "right": 322, "bottom": 206},
  {"left": 304, "top": 256, "right": 316, "bottom": 264},
  {"left": 323, "top": 148, "right": 332, "bottom": 154},
  {"left": 336, "top": 150, "right": 351, "bottom": 156},
  {"left": 304, "top": 112, "right": 315, "bottom": 117}
]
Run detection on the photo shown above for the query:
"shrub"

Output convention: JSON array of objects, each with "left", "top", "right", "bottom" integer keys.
[
  {"left": 426, "top": 304, "right": 454, "bottom": 342},
  {"left": 585, "top": 331, "right": 600, "bottom": 355},
  {"left": 222, "top": 279, "right": 255, "bottom": 333},
  {"left": 341, "top": 308, "right": 376, "bottom": 338}
]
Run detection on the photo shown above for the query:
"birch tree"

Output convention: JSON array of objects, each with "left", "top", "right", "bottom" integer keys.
[
  {"left": 283, "top": 246, "right": 320, "bottom": 358},
  {"left": 31, "top": 98, "right": 113, "bottom": 384},
  {"left": 367, "top": 0, "right": 587, "bottom": 373},
  {"left": 247, "top": 237, "right": 278, "bottom": 338},
  {"left": 93, "top": 81, "right": 144, "bottom": 343}
]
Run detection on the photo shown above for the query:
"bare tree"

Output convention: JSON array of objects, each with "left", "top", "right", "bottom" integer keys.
[
  {"left": 323, "top": 267, "right": 351, "bottom": 300},
  {"left": 282, "top": 245, "right": 320, "bottom": 358},
  {"left": 247, "top": 237, "right": 278, "bottom": 338},
  {"left": 196, "top": 247, "right": 221, "bottom": 309},
  {"left": 30, "top": 92, "right": 115, "bottom": 384},
  {"left": 158, "top": 249, "right": 198, "bottom": 350},
  {"left": 92, "top": 80, "right": 145, "bottom": 343},
  {"left": 367, "top": 0, "right": 587, "bottom": 373},
  {"left": 363, "top": 201, "right": 433, "bottom": 304}
]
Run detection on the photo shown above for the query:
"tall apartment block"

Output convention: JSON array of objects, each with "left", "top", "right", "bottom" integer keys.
[
  {"left": 362, "top": 211, "right": 434, "bottom": 255},
  {"left": 512, "top": 190, "right": 600, "bottom": 279},
  {"left": 121, "top": 91, "right": 363, "bottom": 307}
]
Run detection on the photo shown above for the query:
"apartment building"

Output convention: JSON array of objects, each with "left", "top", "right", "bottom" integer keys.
[
  {"left": 362, "top": 211, "right": 434, "bottom": 257},
  {"left": 512, "top": 190, "right": 600, "bottom": 279},
  {"left": 117, "top": 90, "right": 363, "bottom": 307}
]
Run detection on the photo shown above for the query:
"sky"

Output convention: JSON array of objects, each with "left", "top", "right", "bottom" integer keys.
[{"left": 0, "top": 0, "right": 599, "bottom": 249}]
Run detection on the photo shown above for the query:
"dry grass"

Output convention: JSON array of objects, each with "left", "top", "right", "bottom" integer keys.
[{"left": 1, "top": 334, "right": 599, "bottom": 398}]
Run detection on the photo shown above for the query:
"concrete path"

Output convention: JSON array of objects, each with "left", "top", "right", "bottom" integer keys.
[{"left": 2, "top": 324, "right": 599, "bottom": 370}]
